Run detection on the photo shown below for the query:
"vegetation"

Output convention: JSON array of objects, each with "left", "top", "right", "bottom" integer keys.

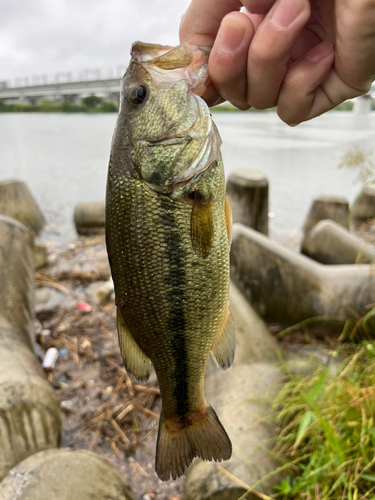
[
  {"left": 270, "top": 342, "right": 375, "bottom": 499},
  {"left": 0, "top": 95, "right": 119, "bottom": 113}
]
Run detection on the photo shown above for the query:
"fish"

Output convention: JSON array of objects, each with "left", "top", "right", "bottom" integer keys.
[{"left": 105, "top": 41, "right": 235, "bottom": 481}]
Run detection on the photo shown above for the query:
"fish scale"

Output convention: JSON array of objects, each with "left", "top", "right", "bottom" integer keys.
[{"left": 105, "top": 41, "right": 235, "bottom": 480}]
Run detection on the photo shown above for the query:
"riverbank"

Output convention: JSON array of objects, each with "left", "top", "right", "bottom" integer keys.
[
  {"left": 0, "top": 99, "right": 358, "bottom": 114},
  {"left": 0, "top": 98, "right": 118, "bottom": 113}
]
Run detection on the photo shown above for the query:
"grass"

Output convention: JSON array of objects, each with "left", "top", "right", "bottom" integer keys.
[{"left": 271, "top": 341, "right": 375, "bottom": 499}]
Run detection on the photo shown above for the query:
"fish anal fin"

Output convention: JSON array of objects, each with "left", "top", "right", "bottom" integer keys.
[
  {"left": 210, "top": 302, "right": 235, "bottom": 370},
  {"left": 117, "top": 308, "right": 151, "bottom": 382},
  {"left": 225, "top": 194, "right": 232, "bottom": 246},
  {"left": 155, "top": 405, "right": 232, "bottom": 481},
  {"left": 190, "top": 192, "right": 214, "bottom": 258}
]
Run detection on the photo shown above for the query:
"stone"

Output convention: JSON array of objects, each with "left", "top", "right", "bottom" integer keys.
[
  {"left": 0, "top": 180, "right": 44, "bottom": 235},
  {"left": 35, "top": 287, "right": 75, "bottom": 314},
  {"left": 0, "top": 216, "right": 35, "bottom": 348},
  {"left": 74, "top": 200, "right": 105, "bottom": 235},
  {"left": 303, "top": 195, "right": 349, "bottom": 235},
  {"left": 0, "top": 317, "right": 63, "bottom": 481},
  {"left": 0, "top": 216, "right": 63, "bottom": 479},
  {"left": 226, "top": 170, "right": 269, "bottom": 235},
  {"left": 0, "top": 448, "right": 135, "bottom": 500},
  {"left": 185, "top": 363, "right": 283, "bottom": 500},
  {"left": 352, "top": 185, "right": 375, "bottom": 220},
  {"left": 231, "top": 223, "right": 373, "bottom": 326},
  {"left": 302, "top": 219, "right": 375, "bottom": 264},
  {"left": 229, "top": 283, "right": 280, "bottom": 366},
  {"left": 35, "top": 238, "right": 48, "bottom": 269}
]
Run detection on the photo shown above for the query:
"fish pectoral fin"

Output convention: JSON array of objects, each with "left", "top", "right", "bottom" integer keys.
[
  {"left": 117, "top": 308, "right": 151, "bottom": 381},
  {"left": 225, "top": 194, "right": 233, "bottom": 246},
  {"left": 190, "top": 191, "right": 214, "bottom": 258},
  {"left": 210, "top": 302, "right": 235, "bottom": 370}
]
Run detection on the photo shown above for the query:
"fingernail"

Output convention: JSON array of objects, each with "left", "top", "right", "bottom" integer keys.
[
  {"left": 270, "top": 0, "right": 305, "bottom": 29},
  {"left": 219, "top": 18, "right": 246, "bottom": 52},
  {"left": 305, "top": 41, "right": 333, "bottom": 63}
]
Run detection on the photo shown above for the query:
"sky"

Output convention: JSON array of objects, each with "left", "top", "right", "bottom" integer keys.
[{"left": 0, "top": 0, "right": 191, "bottom": 84}]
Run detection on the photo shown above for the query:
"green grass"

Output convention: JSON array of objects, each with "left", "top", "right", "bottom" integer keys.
[{"left": 271, "top": 342, "right": 375, "bottom": 499}]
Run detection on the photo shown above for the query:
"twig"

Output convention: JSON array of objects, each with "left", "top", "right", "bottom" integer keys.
[
  {"left": 133, "top": 385, "right": 160, "bottom": 395},
  {"left": 134, "top": 404, "right": 159, "bottom": 419},
  {"left": 217, "top": 465, "right": 273, "bottom": 500},
  {"left": 276, "top": 316, "right": 346, "bottom": 339},
  {"left": 35, "top": 273, "right": 75, "bottom": 296},
  {"left": 129, "top": 457, "right": 149, "bottom": 478},
  {"left": 111, "top": 418, "right": 130, "bottom": 444},
  {"left": 117, "top": 403, "right": 134, "bottom": 421}
]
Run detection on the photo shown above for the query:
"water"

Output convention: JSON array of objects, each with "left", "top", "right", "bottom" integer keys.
[{"left": 0, "top": 111, "right": 374, "bottom": 242}]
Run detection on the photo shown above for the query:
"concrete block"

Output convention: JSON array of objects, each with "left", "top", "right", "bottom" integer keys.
[
  {"left": 227, "top": 170, "right": 269, "bottom": 235},
  {"left": 0, "top": 449, "right": 135, "bottom": 499},
  {"left": 74, "top": 200, "right": 105, "bottom": 235},
  {"left": 35, "top": 238, "right": 48, "bottom": 269},
  {"left": 0, "top": 216, "right": 35, "bottom": 349},
  {"left": 303, "top": 195, "right": 349, "bottom": 235},
  {"left": 0, "top": 318, "right": 63, "bottom": 480},
  {"left": 302, "top": 219, "right": 375, "bottom": 264},
  {"left": 352, "top": 185, "right": 375, "bottom": 219},
  {"left": 231, "top": 224, "right": 373, "bottom": 325},
  {"left": 0, "top": 180, "right": 44, "bottom": 235},
  {"left": 230, "top": 283, "right": 280, "bottom": 366},
  {"left": 0, "top": 216, "right": 63, "bottom": 479}
]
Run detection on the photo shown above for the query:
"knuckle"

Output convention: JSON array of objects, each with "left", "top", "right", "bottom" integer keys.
[
  {"left": 351, "top": 0, "right": 375, "bottom": 13},
  {"left": 249, "top": 43, "right": 280, "bottom": 67}
]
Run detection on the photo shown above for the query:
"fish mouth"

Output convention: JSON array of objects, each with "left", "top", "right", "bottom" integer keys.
[{"left": 130, "top": 41, "right": 210, "bottom": 97}]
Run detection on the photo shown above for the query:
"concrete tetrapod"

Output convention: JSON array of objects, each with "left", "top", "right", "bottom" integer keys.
[
  {"left": 352, "top": 185, "right": 375, "bottom": 219},
  {"left": 231, "top": 224, "right": 374, "bottom": 325},
  {"left": 73, "top": 200, "right": 105, "bottom": 235},
  {"left": 303, "top": 195, "right": 349, "bottom": 235},
  {"left": 0, "top": 216, "right": 62, "bottom": 480},
  {"left": 0, "top": 216, "right": 36, "bottom": 349},
  {"left": 0, "top": 448, "right": 135, "bottom": 500},
  {"left": 226, "top": 170, "right": 269, "bottom": 235},
  {"left": 185, "top": 284, "right": 283, "bottom": 500},
  {"left": 0, "top": 180, "right": 44, "bottom": 235},
  {"left": 301, "top": 219, "right": 375, "bottom": 265}
]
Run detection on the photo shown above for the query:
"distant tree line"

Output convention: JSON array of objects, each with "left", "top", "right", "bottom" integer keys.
[{"left": 0, "top": 94, "right": 119, "bottom": 113}]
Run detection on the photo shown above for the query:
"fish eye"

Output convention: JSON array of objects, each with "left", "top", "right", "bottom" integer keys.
[{"left": 129, "top": 85, "right": 148, "bottom": 106}]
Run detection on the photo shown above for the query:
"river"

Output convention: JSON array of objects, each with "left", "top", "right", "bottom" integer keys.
[{"left": 0, "top": 111, "right": 374, "bottom": 243}]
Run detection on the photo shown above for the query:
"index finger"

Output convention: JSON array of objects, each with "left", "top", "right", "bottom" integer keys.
[
  {"left": 179, "top": 0, "right": 277, "bottom": 46},
  {"left": 179, "top": 0, "right": 242, "bottom": 46}
]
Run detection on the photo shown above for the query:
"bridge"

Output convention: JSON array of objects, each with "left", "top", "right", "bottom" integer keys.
[
  {"left": 0, "top": 70, "right": 375, "bottom": 106},
  {"left": 0, "top": 69, "right": 126, "bottom": 104}
]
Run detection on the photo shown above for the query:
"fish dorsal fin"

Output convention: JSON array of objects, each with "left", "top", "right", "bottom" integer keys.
[
  {"left": 225, "top": 194, "right": 232, "bottom": 246},
  {"left": 190, "top": 191, "right": 214, "bottom": 258},
  {"left": 210, "top": 302, "right": 235, "bottom": 369},
  {"left": 117, "top": 308, "right": 151, "bottom": 381}
]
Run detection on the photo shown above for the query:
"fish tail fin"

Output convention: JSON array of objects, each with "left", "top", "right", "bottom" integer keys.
[{"left": 155, "top": 405, "right": 232, "bottom": 481}]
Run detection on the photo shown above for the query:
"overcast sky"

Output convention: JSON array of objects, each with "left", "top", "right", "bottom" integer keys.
[{"left": 0, "top": 0, "right": 191, "bottom": 84}]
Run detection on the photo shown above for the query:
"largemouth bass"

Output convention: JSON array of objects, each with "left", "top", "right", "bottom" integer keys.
[{"left": 105, "top": 41, "right": 235, "bottom": 481}]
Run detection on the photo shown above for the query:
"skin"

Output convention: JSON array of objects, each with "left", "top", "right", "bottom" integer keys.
[{"left": 180, "top": 0, "right": 375, "bottom": 125}]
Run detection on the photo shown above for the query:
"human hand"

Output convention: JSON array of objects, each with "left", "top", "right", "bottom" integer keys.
[{"left": 180, "top": 0, "right": 375, "bottom": 125}]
